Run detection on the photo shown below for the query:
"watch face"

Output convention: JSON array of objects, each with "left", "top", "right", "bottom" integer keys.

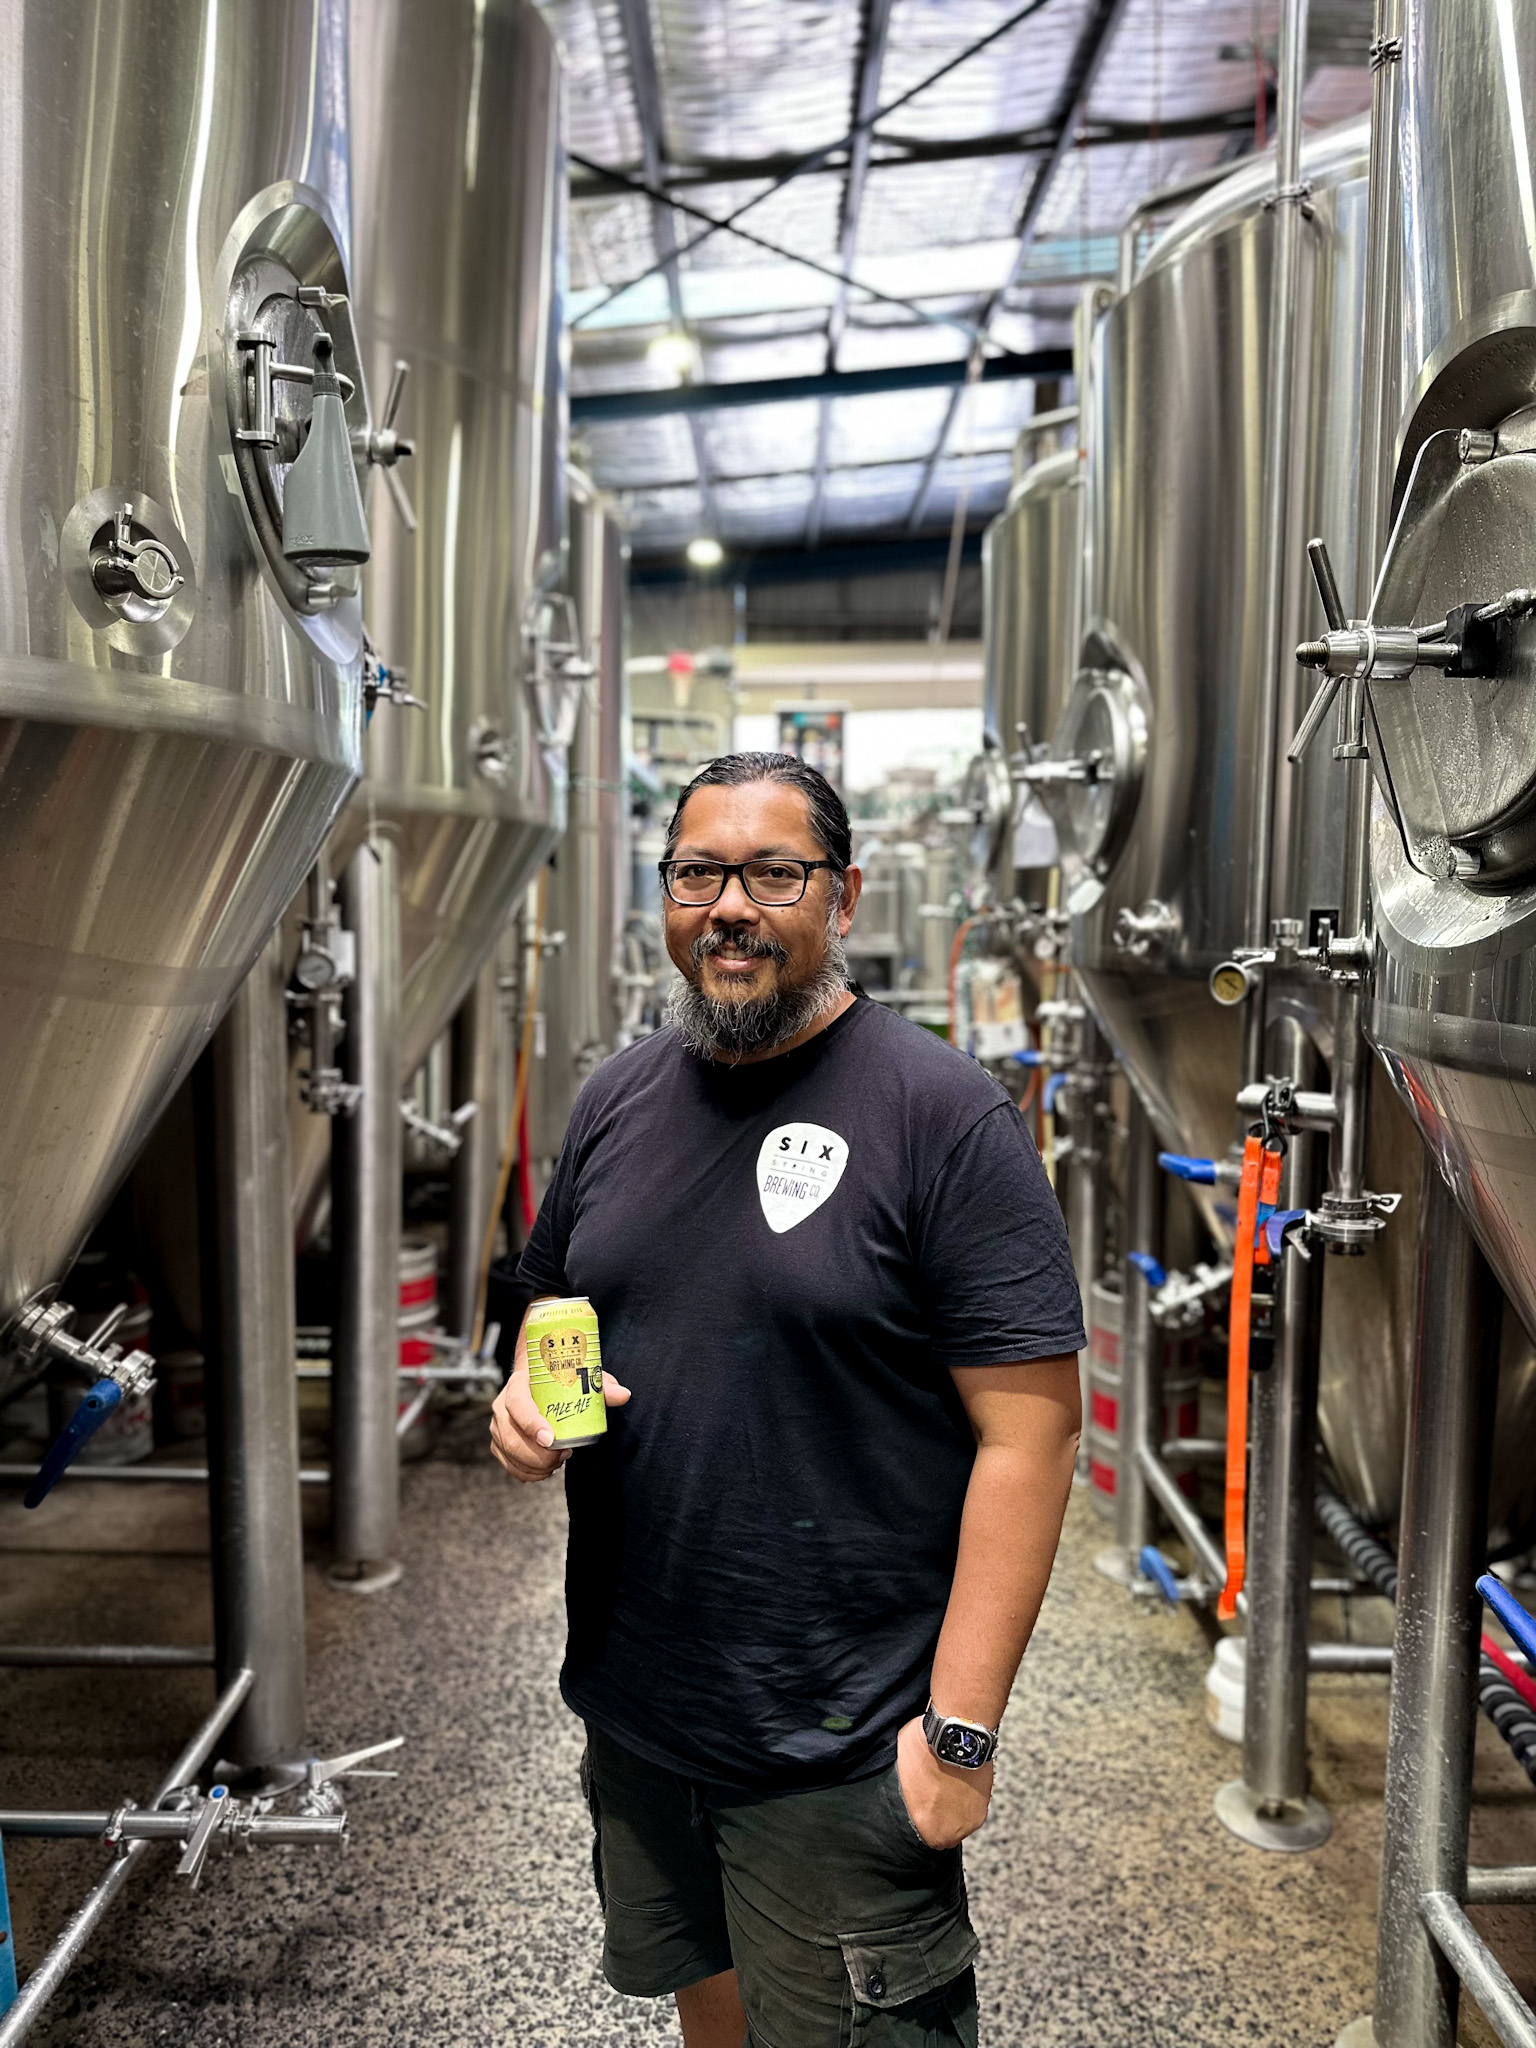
[{"left": 935, "top": 1721, "right": 990, "bottom": 1767}]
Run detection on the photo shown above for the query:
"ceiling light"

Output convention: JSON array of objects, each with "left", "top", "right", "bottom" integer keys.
[
  {"left": 648, "top": 332, "right": 697, "bottom": 383},
  {"left": 686, "top": 536, "right": 724, "bottom": 570}
]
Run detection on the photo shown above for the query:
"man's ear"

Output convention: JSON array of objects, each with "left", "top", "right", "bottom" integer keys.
[{"left": 837, "top": 864, "right": 863, "bottom": 936}]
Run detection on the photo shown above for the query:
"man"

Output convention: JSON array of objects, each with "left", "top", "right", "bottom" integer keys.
[{"left": 492, "top": 753, "right": 1083, "bottom": 2048}]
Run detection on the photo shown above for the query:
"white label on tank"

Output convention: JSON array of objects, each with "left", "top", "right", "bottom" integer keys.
[{"left": 756, "top": 1122, "right": 849, "bottom": 1234}]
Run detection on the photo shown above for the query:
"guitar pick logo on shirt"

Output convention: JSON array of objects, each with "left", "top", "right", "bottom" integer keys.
[{"left": 756, "top": 1122, "right": 849, "bottom": 1234}]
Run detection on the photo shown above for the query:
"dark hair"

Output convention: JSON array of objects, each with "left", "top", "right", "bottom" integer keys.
[{"left": 664, "top": 752, "right": 852, "bottom": 872}]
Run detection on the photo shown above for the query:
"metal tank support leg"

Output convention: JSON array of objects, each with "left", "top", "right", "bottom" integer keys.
[
  {"left": 1097, "top": 1092, "right": 1158, "bottom": 1586},
  {"left": 1064, "top": 1014, "right": 1109, "bottom": 1483},
  {"left": 1217, "top": 1108, "right": 1330, "bottom": 1852},
  {"left": 208, "top": 933, "right": 309, "bottom": 1772},
  {"left": 330, "top": 835, "right": 403, "bottom": 1594},
  {"left": 1339, "top": 1166, "right": 1499, "bottom": 2048},
  {"left": 447, "top": 958, "right": 501, "bottom": 1344}
]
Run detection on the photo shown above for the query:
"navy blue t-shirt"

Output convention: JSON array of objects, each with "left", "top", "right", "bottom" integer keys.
[{"left": 518, "top": 995, "right": 1085, "bottom": 1792}]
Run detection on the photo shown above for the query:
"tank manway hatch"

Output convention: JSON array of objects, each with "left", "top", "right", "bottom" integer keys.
[{"left": 1303, "top": 411, "right": 1536, "bottom": 891}]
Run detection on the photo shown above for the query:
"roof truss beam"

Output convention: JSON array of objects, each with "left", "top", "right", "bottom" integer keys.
[{"left": 570, "top": 104, "right": 1264, "bottom": 198}]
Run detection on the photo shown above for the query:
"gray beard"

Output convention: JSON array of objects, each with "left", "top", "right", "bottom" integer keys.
[{"left": 668, "top": 920, "right": 850, "bottom": 1060}]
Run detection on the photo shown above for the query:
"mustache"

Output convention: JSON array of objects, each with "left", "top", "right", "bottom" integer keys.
[{"left": 690, "top": 927, "right": 789, "bottom": 968}]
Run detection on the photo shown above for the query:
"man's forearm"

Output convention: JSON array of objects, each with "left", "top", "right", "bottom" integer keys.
[{"left": 929, "top": 1375, "right": 1080, "bottom": 1728}]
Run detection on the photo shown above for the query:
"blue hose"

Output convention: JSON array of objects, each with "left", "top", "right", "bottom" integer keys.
[
  {"left": 0, "top": 1826, "right": 15, "bottom": 2012},
  {"left": 1479, "top": 1574, "right": 1536, "bottom": 1665},
  {"left": 1158, "top": 1152, "right": 1217, "bottom": 1183},
  {"left": 1139, "top": 1546, "right": 1182, "bottom": 1607},
  {"left": 24, "top": 1378, "right": 124, "bottom": 1509},
  {"left": 1127, "top": 1250, "right": 1168, "bottom": 1289}
]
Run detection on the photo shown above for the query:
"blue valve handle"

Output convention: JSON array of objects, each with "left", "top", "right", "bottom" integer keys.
[
  {"left": 1139, "top": 1545, "right": 1181, "bottom": 1607},
  {"left": 24, "top": 1378, "right": 124, "bottom": 1509},
  {"left": 1043, "top": 1071, "right": 1068, "bottom": 1113},
  {"left": 1478, "top": 1573, "right": 1536, "bottom": 1666},
  {"left": 1127, "top": 1250, "right": 1168, "bottom": 1288},
  {"left": 1264, "top": 1208, "right": 1309, "bottom": 1258},
  {"left": 1012, "top": 1048, "right": 1047, "bottom": 1066},
  {"left": 1159, "top": 1152, "right": 1217, "bottom": 1184}
]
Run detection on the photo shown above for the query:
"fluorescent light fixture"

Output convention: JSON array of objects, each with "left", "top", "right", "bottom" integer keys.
[
  {"left": 647, "top": 331, "right": 698, "bottom": 382},
  {"left": 686, "top": 536, "right": 724, "bottom": 569}
]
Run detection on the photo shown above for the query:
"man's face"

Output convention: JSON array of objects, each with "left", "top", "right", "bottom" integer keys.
[{"left": 663, "top": 781, "right": 862, "bottom": 1010}]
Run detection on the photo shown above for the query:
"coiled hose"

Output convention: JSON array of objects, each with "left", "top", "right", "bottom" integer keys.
[{"left": 1314, "top": 1482, "right": 1536, "bottom": 1785}]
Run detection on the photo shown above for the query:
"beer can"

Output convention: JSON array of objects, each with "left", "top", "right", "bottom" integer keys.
[{"left": 525, "top": 1296, "right": 606, "bottom": 1447}]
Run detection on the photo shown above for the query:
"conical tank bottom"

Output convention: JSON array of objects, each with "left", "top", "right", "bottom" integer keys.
[
  {"left": 0, "top": 701, "right": 355, "bottom": 1389},
  {"left": 1075, "top": 961, "right": 1245, "bottom": 1246}
]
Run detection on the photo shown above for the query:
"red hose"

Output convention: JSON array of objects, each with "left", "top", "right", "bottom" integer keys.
[
  {"left": 1484, "top": 1633, "right": 1536, "bottom": 1716},
  {"left": 517, "top": 1095, "right": 537, "bottom": 1238}
]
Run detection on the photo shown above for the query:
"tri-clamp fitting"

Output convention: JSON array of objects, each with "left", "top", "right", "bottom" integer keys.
[
  {"left": 13, "top": 1299, "right": 158, "bottom": 1508},
  {"left": 1227, "top": 1078, "right": 1400, "bottom": 1257},
  {"left": 90, "top": 503, "right": 184, "bottom": 610},
  {"left": 1114, "top": 899, "right": 1180, "bottom": 958}
]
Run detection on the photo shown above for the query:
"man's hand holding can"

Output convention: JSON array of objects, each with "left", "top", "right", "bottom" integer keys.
[{"left": 489, "top": 1295, "right": 631, "bottom": 1484}]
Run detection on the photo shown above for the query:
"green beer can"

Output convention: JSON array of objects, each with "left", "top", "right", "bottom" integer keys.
[{"left": 525, "top": 1296, "right": 607, "bottom": 1447}]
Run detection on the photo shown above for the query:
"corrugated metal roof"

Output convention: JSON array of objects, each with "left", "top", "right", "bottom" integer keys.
[{"left": 542, "top": 0, "right": 1369, "bottom": 559}]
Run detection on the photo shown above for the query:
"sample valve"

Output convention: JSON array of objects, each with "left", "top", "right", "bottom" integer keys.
[
  {"left": 13, "top": 1300, "right": 157, "bottom": 1507},
  {"left": 400, "top": 1097, "right": 477, "bottom": 1158}
]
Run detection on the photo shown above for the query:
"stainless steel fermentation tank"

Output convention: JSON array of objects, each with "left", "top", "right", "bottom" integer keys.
[
  {"left": 347, "top": 0, "right": 568, "bottom": 1074},
  {"left": 1046, "top": 120, "right": 1468, "bottom": 1526},
  {"left": 307, "top": 0, "right": 567, "bottom": 1583},
  {"left": 979, "top": 439, "right": 1080, "bottom": 905},
  {"left": 1320, "top": 13, "right": 1536, "bottom": 2032},
  {"left": 527, "top": 473, "right": 629, "bottom": 1174},
  {"left": 1363, "top": 0, "right": 1536, "bottom": 1379},
  {"left": 291, "top": 0, "right": 568, "bottom": 1230},
  {"left": 0, "top": 1, "right": 370, "bottom": 1398}
]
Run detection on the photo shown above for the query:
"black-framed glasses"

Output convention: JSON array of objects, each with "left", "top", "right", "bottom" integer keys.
[{"left": 658, "top": 857, "right": 837, "bottom": 907}]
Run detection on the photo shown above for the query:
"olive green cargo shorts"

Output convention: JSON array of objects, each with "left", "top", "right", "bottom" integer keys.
[{"left": 580, "top": 1724, "right": 979, "bottom": 2047}]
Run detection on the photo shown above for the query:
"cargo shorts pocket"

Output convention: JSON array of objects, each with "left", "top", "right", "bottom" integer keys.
[
  {"left": 837, "top": 1907, "right": 980, "bottom": 2047},
  {"left": 578, "top": 1745, "right": 606, "bottom": 1911}
]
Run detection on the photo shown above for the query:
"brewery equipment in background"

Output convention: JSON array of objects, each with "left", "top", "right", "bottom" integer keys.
[{"left": 526, "top": 473, "right": 631, "bottom": 1198}]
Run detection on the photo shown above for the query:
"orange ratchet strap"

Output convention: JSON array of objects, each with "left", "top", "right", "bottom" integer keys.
[{"left": 1219, "top": 1135, "right": 1284, "bottom": 1620}]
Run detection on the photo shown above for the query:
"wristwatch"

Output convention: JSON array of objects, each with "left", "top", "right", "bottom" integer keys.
[{"left": 922, "top": 1700, "right": 1000, "bottom": 1769}]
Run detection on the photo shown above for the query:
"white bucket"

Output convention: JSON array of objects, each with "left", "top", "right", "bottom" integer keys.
[{"left": 1206, "top": 1635, "right": 1246, "bottom": 1744}]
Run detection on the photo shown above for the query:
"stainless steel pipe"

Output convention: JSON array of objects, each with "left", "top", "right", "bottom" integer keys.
[
  {"left": 1242, "top": 0, "right": 1311, "bottom": 1087},
  {"left": 330, "top": 835, "right": 403, "bottom": 1589},
  {"left": 1418, "top": 1893, "right": 1536, "bottom": 2048},
  {"left": 209, "top": 933, "right": 308, "bottom": 1768},
  {"left": 1135, "top": 1442, "right": 1227, "bottom": 1589},
  {"left": 1324, "top": 0, "right": 1403, "bottom": 1223},
  {"left": 1372, "top": 1166, "right": 1500, "bottom": 2048},
  {"left": 0, "top": 1670, "right": 253, "bottom": 2048},
  {"left": 1064, "top": 1012, "right": 1110, "bottom": 1478},
  {"left": 1222, "top": 1068, "right": 1330, "bottom": 1851},
  {"left": 1466, "top": 1869, "right": 1536, "bottom": 1906},
  {"left": 1115, "top": 1092, "right": 1159, "bottom": 1562},
  {"left": 447, "top": 959, "right": 501, "bottom": 1342},
  {"left": 0, "top": 1647, "right": 214, "bottom": 1668}
]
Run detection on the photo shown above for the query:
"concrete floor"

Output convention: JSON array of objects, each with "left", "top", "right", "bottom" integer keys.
[{"left": 2, "top": 1420, "right": 1535, "bottom": 2048}]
